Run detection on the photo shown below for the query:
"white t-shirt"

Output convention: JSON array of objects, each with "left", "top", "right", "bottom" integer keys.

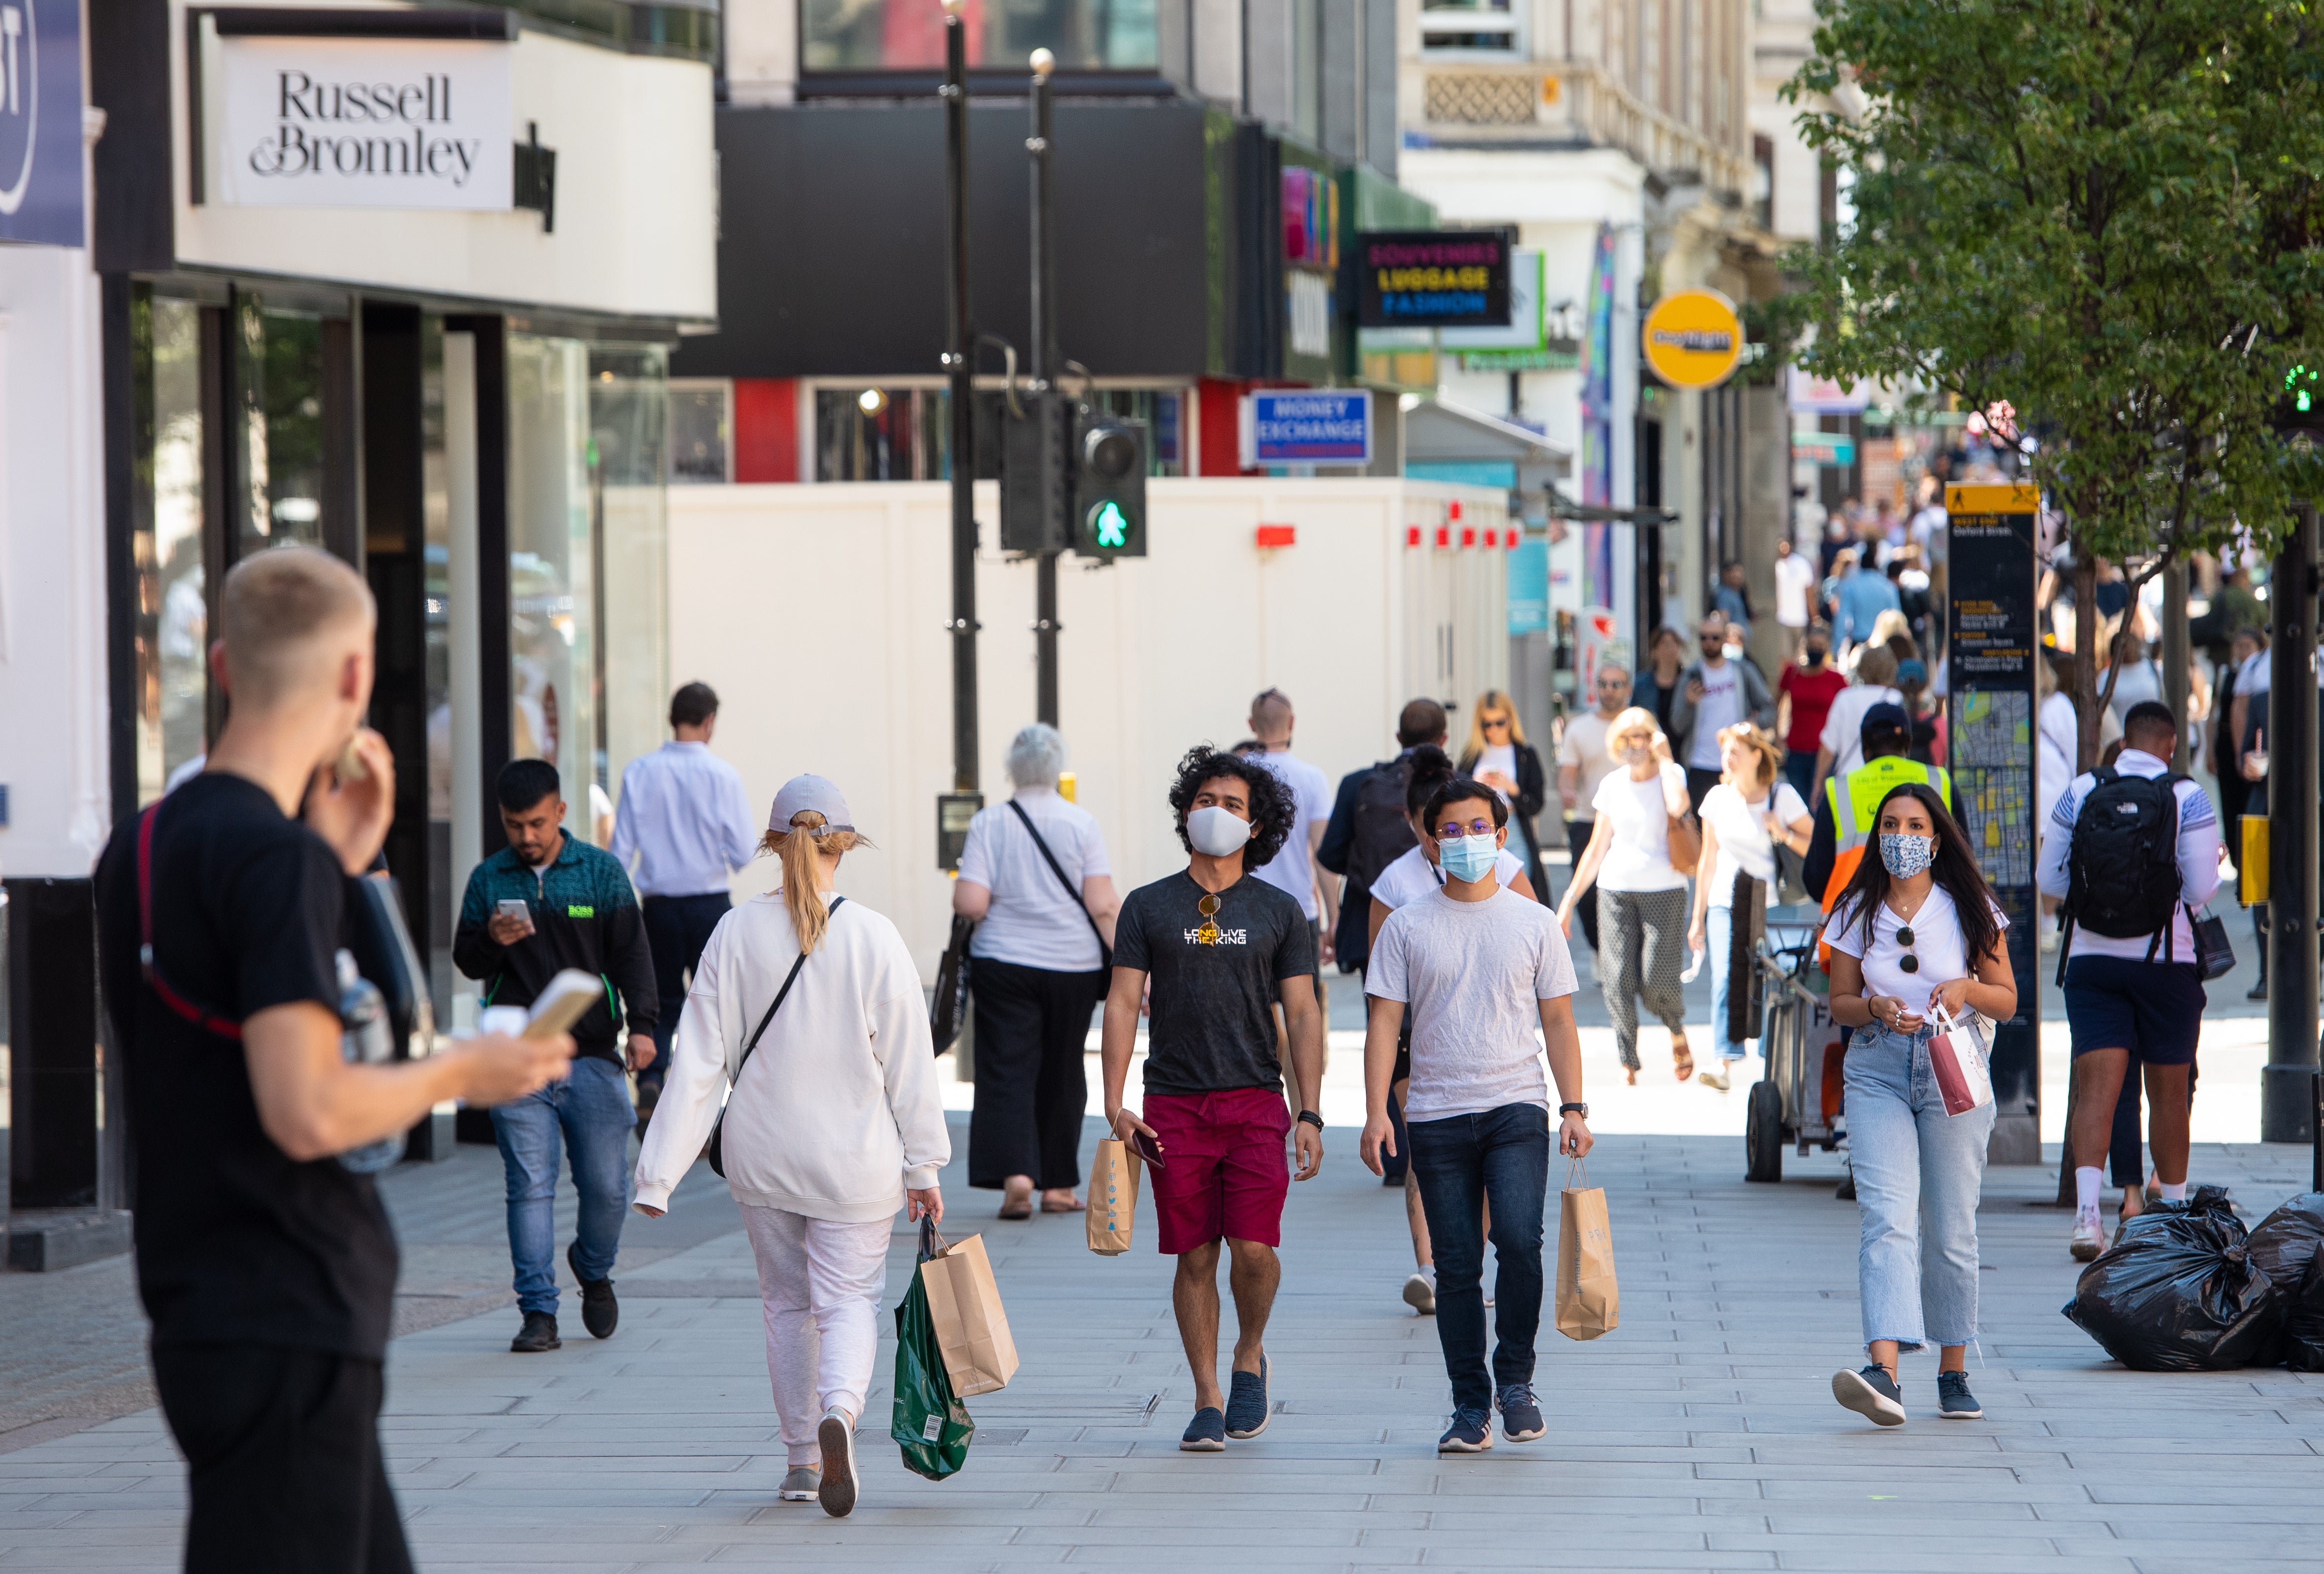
[
  {"left": 1371, "top": 841, "right": 1529, "bottom": 911},
  {"left": 1698, "top": 781, "right": 1809, "bottom": 908},
  {"left": 1366, "top": 887, "right": 1579, "bottom": 1121},
  {"left": 1774, "top": 551, "right": 1817, "bottom": 628},
  {"left": 1248, "top": 750, "right": 1332, "bottom": 920},
  {"left": 1474, "top": 742, "right": 1519, "bottom": 805},
  {"left": 1822, "top": 883, "right": 2008, "bottom": 1021},
  {"left": 1556, "top": 711, "right": 1620, "bottom": 822},
  {"left": 1589, "top": 764, "right": 1690, "bottom": 894},
  {"left": 2105, "top": 659, "right": 2161, "bottom": 722},
  {"left": 2236, "top": 649, "right": 2324, "bottom": 699},
  {"left": 957, "top": 788, "right": 1113, "bottom": 971},
  {"left": 1687, "top": 662, "right": 1746, "bottom": 769},
  {"left": 1819, "top": 685, "right": 1906, "bottom": 777}
]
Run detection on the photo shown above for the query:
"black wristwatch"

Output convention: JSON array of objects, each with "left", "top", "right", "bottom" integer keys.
[
  {"left": 1559, "top": 1102, "right": 1589, "bottom": 1119},
  {"left": 1297, "top": 1109, "right": 1325, "bottom": 1129}
]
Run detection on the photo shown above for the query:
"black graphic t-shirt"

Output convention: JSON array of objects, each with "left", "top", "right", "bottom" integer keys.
[{"left": 1112, "top": 870, "right": 1316, "bottom": 1096}]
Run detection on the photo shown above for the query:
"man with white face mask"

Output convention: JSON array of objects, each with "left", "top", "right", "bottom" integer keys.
[{"left": 1103, "top": 746, "right": 1326, "bottom": 1454}]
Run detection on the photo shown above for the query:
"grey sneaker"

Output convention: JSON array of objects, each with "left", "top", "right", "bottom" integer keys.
[
  {"left": 1936, "top": 1371, "right": 1983, "bottom": 1419},
  {"left": 1224, "top": 1356, "right": 1270, "bottom": 1439},
  {"left": 815, "top": 1408, "right": 857, "bottom": 1518},
  {"left": 1831, "top": 1364, "right": 1906, "bottom": 1427},
  {"left": 1496, "top": 1383, "right": 1545, "bottom": 1442},
  {"left": 1438, "top": 1405, "right": 1494, "bottom": 1453},
  {"left": 778, "top": 1466, "right": 820, "bottom": 1502}
]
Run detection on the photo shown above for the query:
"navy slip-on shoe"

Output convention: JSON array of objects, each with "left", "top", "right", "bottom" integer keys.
[
  {"left": 1179, "top": 1406, "right": 1227, "bottom": 1452},
  {"left": 1224, "top": 1355, "right": 1270, "bottom": 1439}
]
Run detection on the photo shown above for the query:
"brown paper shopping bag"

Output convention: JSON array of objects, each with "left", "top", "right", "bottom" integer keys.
[
  {"left": 917, "top": 1229, "right": 1020, "bottom": 1396},
  {"left": 1556, "top": 1158, "right": 1619, "bottom": 1341},
  {"left": 1087, "top": 1137, "right": 1143, "bottom": 1256}
]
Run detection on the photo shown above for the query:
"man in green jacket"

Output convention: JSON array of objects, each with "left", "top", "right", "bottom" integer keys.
[{"left": 456, "top": 758, "right": 659, "bottom": 1353}]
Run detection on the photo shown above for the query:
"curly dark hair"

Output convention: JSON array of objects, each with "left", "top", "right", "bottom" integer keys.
[{"left": 1166, "top": 745, "right": 1296, "bottom": 868}]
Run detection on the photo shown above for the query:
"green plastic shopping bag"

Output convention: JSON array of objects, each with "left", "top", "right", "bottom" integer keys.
[{"left": 891, "top": 1216, "right": 976, "bottom": 1480}]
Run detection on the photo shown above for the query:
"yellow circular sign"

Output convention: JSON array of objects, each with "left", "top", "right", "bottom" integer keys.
[{"left": 1641, "top": 289, "right": 1744, "bottom": 390}]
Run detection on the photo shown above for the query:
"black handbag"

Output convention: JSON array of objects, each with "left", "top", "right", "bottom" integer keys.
[
  {"left": 930, "top": 911, "right": 975, "bottom": 1054},
  {"left": 1008, "top": 800, "right": 1113, "bottom": 1001},
  {"left": 708, "top": 897, "right": 843, "bottom": 1179},
  {"left": 2187, "top": 902, "right": 2236, "bottom": 983}
]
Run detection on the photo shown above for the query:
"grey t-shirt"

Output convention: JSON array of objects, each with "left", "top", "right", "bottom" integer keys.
[
  {"left": 1113, "top": 871, "right": 1316, "bottom": 1097},
  {"left": 1366, "top": 887, "right": 1579, "bottom": 1121}
]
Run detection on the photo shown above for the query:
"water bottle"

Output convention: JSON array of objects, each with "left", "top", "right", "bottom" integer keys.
[{"left": 336, "top": 949, "right": 403, "bottom": 1175}]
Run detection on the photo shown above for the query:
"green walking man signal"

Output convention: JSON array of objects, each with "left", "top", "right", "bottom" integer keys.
[{"left": 1090, "top": 500, "right": 1130, "bottom": 550}]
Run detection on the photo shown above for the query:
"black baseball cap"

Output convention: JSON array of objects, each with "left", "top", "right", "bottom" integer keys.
[{"left": 1859, "top": 702, "right": 1913, "bottom": 750}]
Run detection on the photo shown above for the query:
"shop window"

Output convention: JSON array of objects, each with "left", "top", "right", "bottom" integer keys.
[
  {"left": 132, "top": 293, "right": 209, "bottom": 806},
  {"left": 813, "top": 385, "right": 1185, "bottom": 481},
  {"left": 668, "top": 379, "right": 732, "bottom": 484},
  {"left": 1420, "top": 0, "right": 1523, "bottom": 55},
  {"left": 233, "top": 297, "right": 331, "bottom": 554},
  {"left": 799, "top": 0, "right": 1159, "bottom": 72}
]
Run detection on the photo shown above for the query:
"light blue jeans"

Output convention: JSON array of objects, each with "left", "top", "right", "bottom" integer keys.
[
  {"left": 489, "top": 1055, "right": 636, "bottom": 1316},
  {"left": 1843, "top": 1024, "right": 1995, "bottom": 1353},
  {"left": 1706, "top": 906, "right": 1752, "bottom": 1062}
]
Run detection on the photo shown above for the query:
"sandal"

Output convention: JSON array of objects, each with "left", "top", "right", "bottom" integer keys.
[
  {"left": 1039, "top": 1192, "right": 1083, "bottom": 1213},
  {"left": 998, "top": 1177, "right": 1034, "bottom": 1220},
  {"left": 1673, "top": 1041, "right": 1694, "bottom": 1083},
  {"left": 1625, "top": 1066, "right": 1639, "bottom": 1086}
]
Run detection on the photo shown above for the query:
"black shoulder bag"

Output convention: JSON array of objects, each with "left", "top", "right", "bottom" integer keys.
[
  {"left": 1008, "top": 800, "right": 1114, "bottom": 1002},
  {"left": 708, "top": 897, "right": 844, "bottom": 1179}
]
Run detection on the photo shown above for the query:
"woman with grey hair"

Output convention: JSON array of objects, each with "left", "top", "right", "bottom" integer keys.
[{"left": 953, "top": 724, "right": 1121, "bottom": 1218}]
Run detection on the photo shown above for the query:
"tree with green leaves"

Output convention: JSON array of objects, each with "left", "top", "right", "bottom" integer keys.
[{"left": 1777, "top": 0, "right": 2324, "bottom": 767}]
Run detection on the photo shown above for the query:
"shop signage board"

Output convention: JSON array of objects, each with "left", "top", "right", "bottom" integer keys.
[
  {"left": 1640, "top": 288, "right": 1744, "bottom": 390},
  {"left": 1945, "top": 482, "right": 2041, "bottom": 1155},
  {"left": 1354, "top": 230, "right": 1512, "bottom": 330},
  {"left": 0, "top": 0, "right": 85, "bottom": 245},
  {"left": 1791, "top": 430, "right": 1857, "bottom": 467},
  {"left": 1240, "top": 390, "right": 1371, "bottom": 467},
  {"left": 209, "top": 32, "right": 515, "bottom": 210}
]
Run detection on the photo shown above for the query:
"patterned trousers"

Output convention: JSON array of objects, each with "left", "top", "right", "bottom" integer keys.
[{"left": 1598, "top": 886, "right": 1692, "bottom": 1069}]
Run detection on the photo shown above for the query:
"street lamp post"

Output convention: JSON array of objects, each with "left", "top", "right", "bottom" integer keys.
[
  {"left": 941, "top": 0, "right": 979, "bottom": 799},
  {"left": 1027, "top": 48, "right": 1060, "bottom": 728},
  {"left": 2263, "top": 500, "right": 2321, "bottom": 1144}
]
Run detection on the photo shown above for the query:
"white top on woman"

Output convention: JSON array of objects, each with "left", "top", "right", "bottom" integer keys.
[
  {"left": 955, "top": 786, "right": 1112, "bottom": 971},
  {"left": 1697, "top": 781, "right": 1809, "bottom": 908},
  {"left": 1589, "top": 761, "right": 1691, "bottom": 894},
  {"left": 634, "top": 893, "right": 950, "bottom": 1221},
  {"left": 1822, "top": 884, "right": 2008, "bottom": 1031},
  {"left": 1371, "top": 841, "right": 1528, "bottom": 911}
]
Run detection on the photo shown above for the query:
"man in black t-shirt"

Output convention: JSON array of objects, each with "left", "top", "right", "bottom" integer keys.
[
  {"left": 94, "top": 548, "right": 573, "bottom": 1574},
  {"left": 1103, "top": 746, "right": 1326, "bottom": 1454}
]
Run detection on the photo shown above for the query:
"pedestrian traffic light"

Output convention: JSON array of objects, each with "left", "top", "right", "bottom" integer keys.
[
  {"left": 1073, "top": 413, "right": 1147, "bottom": 560},
  {"left": 1000, "top": 390, "right": 1072, "bottom": 553},
  {"left": 2279, "top": 364, "right": 2324, "bottom": 436}
]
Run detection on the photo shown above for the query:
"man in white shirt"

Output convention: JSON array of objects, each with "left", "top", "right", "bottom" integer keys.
[
  {"left": 609, "top": 682, "right": 759, "bottom": 1110},
  {"left": 2038, "top": 703, "right": 2221, "bottom": 1262},
  {"left": 1670, "top": 613, "right": 1775, "bottom": 813},
  {"left": 1555, "top": 664, "right": 1630, "bottom": 961},
  {"left": 1774, "top": 538, "right": 1817, "bottom": 662},
  {"left": 1245, "top": 689, "right": 1340, "bottom": 976}
]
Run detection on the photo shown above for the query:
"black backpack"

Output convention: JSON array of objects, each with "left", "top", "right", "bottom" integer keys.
[
  {"left": 2063, "top": 766, "right": 2185, "bottom": 954},
  {"left": 1344, "top": 759, "right": 1419, "bottom": 896}
]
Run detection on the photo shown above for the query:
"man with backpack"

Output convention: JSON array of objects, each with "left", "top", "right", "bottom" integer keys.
[{"left": 2037, "top": 701, "right": 2222, "bottom": 1262}]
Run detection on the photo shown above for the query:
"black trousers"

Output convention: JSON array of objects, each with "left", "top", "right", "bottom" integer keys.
[
  {"left": 969, "top": 956, "right": 1104, "bottom": 1190},
  {"left": 640, "top": 892, "right": 731, "bottom": 1090},
  {"left": 1565, "top": 820, "right": 1601, "bottom": 955},
  {"left": 152, "top": 1344, "right": 412, "bottom": 1574}
]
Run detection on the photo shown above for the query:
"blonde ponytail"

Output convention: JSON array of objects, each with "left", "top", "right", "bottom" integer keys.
[{"left": 756, "top": 811, "right": 867, "bottom": 953}]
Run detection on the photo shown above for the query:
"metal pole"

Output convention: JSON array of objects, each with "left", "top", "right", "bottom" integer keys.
[
  {"left": 2263, "top": 499, "right": 2320, "bottom": 1144},
  {"left": 2162, "top": 559, "right": 2191, "bottom": 773},
  {"left": 942, "top": 2, "right": 978, "bottom": 794},
  {"left": 1028, "top": 48, "right": 1060, "bottom": 727}
]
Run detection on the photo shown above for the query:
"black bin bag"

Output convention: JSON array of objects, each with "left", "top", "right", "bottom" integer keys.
[
  {"left": 2062, "top": 1185, "right": 2286, "bottom": 1371},
  {"left": 2246, "top": 1193, "right": 2324, "bottom": 1371}
]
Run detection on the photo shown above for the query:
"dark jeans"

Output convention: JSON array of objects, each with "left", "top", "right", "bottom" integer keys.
[
  {"left": 1685, "top": 766, "right": 1721, "bottom": 816},
  {"left": 640, "top": 892, "right": 731, "bottom": 1094},
  {"left": 1564, "top": 820, "right": 1600, "bottom": 955},
  {"left": 1783, "top": 749, "right": 1817, "bottom": 805},
  {"left": 968, "top": 956, "right": 1104, "bottom": 1190},
  {"left": 152, "top": 1343, "right": 413, "bottom": 1574},
  {"left": 1408, "top": 1102, "right": 1552, "bottom": 1411}
]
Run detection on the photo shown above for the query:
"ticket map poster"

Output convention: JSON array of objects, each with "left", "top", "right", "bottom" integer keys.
[{"left": 1947, "top": 483, "right": 2041, "bottom": 1157}]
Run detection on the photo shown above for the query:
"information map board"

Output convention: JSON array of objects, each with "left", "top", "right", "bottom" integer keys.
[{"left": 1946, "top": 484, "right": 2041, "bottom": 1157}]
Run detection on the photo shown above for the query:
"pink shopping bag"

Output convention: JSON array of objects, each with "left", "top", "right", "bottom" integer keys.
[{"left": 1929, "top": 1004, "right": 1993, "bottom": 1117}]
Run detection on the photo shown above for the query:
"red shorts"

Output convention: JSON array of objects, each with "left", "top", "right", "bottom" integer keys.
[{"left": 1143, "top": 1088, "right": 1292, "bottom": 1254}]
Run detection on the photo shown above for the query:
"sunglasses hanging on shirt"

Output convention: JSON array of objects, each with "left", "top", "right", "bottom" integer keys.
[
  {"left": 1894, "top": 923, "right": 1918, "bottom": 974},
  {"left": 1195, "top": 893, "right": 1222, "bottom": 946}
]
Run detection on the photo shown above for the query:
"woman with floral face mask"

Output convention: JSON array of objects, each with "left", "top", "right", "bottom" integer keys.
[{"left": 1820, "top": 783, "right": 2017, "bottom": 1431}]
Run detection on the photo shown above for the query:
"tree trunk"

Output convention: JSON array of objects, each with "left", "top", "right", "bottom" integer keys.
[{"left": 2073, "top": 549, "right": 2100, "bottom": 771}]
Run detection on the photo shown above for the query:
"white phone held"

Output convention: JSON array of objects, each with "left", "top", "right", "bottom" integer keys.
[{"left": 524, "top": 969, "right": 602, "bottom": 1039}]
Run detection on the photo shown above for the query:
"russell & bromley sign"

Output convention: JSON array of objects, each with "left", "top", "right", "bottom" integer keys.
[{"left": 204, "top": 10, "right": 515, "bottom": 211}]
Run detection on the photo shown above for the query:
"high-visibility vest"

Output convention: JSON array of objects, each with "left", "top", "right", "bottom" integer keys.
[{"left": 1817, "top": 755, "right": 1952, "bottom": 964}]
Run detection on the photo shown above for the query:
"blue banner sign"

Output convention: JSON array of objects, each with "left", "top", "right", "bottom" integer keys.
[
  {"left": 0, "top": 0, "right": 84, "bottom": 246},
  {"left": 1242, "top": 390, "right": 1372, "bottom": 466}
]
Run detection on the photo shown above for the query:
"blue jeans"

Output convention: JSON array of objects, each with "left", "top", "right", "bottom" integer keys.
[
  {"left": 1706, "top": 906, "right": 1753, "bottom": 1062},
  {"left": 1843, "top": 1025, "right": 1995, "bottom": 1353},
  {"left": 1407, "top": 1103, "right": 1551, "bottom": 1411},
  {"left": 1783, "top": 749, "right": 1817, "bottom": 805},
  {"left": 489, "top": 1056, "right": 635, "bottom": 1316}
]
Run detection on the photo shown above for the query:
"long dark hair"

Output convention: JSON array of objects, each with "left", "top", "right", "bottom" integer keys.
[
  {"left": 1832, "top": 782, "right": 2004, "bottom": 967},
  {"left": 1403, "top": 745, "right": 1457, "bottom": 820}
]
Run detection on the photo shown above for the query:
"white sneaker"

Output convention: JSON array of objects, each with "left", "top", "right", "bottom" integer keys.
[
  {"left": 1402, "top": 1270, "right": 1437, "bottom": 1316},
  {"left": 1699, "top": 1063, "right": 1731, "bottom": 1091},
  {"left": 815, "top": 1408, "right": 857, "bottom": 1518},
  {"left": 2039, "top": 927, "right": 2060, "bottom": 954},
  {"left": 2070, "top": 1212, "right": 2104, "bottom": 1262}
]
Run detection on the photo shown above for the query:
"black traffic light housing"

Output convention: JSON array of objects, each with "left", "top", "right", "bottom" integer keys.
[
  {"left": 1073, "top": 411, "right": 1147, "bottom": 560},
  {"left": 999, "top": 390, "right": 1073, "bottom": 553}
]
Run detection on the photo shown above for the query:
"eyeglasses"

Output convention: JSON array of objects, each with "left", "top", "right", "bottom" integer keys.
[
  {"left": 1434, "top": 818, "right": 1496, "bottom": 841},
  {"left": 1481, "top": 716, "right": 1511, "bottom": 730},
  {"left": 1893, "top": 923, "right": 1919, "bottom": 974}
]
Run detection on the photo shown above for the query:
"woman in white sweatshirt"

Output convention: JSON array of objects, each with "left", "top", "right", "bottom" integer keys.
[{"left": 634, "top": 773, "right": 949, "bottom": 1520}]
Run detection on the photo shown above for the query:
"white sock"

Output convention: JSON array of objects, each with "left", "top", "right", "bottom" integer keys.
[
  {"left": 2075, "top": 1167, "right": 2103, "bottom": 1218},
  {"left": 1420, "top": 1264, "right": 1438, "bottom": 1290},
  {"left": 2160, "top": 1181, "right": 2187, "bottom": 1202}
]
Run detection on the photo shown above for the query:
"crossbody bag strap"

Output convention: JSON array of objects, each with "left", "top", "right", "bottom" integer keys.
[
  {"left": 1008, "top": 799, "right": 1110, "bottom": 957},
  {"left": 735, "top": 896, "right": 844, "bottom": 1082},
  {"left": 137, "top": 801, "right": 245, "bottom": 1041}
]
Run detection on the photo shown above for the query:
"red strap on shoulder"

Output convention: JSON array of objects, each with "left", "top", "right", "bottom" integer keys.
[{"left": 137, "top": 800, "right": 245, "bottom": 1041}]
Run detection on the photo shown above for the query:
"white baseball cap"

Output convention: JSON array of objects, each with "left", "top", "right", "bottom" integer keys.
[{"left": 767, "top": 773, "right": 855, "bottom": 835}]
